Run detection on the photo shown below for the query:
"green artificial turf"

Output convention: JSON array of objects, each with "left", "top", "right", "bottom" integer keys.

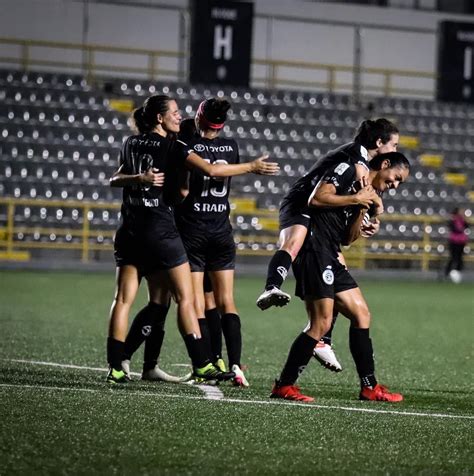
[{"left": 1, "top": 270, "right": 473, "bottom": 475}]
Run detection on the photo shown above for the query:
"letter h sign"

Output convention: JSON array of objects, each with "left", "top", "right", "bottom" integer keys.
[{"left": 189, "top": 0, "right": 253, "bottom": 86}]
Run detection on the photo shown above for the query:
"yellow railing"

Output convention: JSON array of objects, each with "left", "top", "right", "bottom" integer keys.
[
  {"left": 0, "top": 197, "right": 471, "bottom": 270},
  {"left": 0, "top": 37, "right": 183, "bottom": 82},
  {"left": 0, "top": 37, "right": 434, "bottom": 97},
  {"left": 253, "top": 58, "right": 435, "bottom": 98}
]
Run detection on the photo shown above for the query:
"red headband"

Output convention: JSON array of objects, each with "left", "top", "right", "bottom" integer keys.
[{"left": 196, "top": 100, "right": 225, "bottom": 130}]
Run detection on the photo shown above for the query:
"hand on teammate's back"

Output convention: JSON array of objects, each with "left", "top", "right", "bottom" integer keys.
[
  {"left": 141, "top": 168, "right": 165, "bottom": 187},
  {"left": 251, "top": 154, "right": 280, "bottom": 175}
]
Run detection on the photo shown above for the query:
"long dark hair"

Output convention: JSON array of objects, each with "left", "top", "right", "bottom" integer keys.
[
  {"left": 354, "top": 118, "right": 399, "bottom": 149},
  {"left": 132, "top": 95, "right": 173, "bottom": 134},
  {"left": 178, "top": 118, "right": 199, "bottom": 142}
]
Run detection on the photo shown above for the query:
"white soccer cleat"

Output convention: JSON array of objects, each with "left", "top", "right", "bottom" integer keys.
[
  {"left": 313, "top": 341, "right": 343, "bottom": 372},
  {"left": 231, "top": 364, "right": 249, "bottom": 387},
  {"left": 449, "top": 269, "right": 462, "bottom": 284},
  {"left": 256, "top": 287, "right": 291, "bottom": 310},
  {"left": 121, "top": 359, "right": 132, "bottom": 381},
  {"left": 142, "top": 365, "right": 193, "bottom": 383}
]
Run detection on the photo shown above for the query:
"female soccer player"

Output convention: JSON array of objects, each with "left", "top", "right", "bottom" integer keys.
[
  {"left": 106, "top": 94, "right": 279, "bottom": 383},
  {"left": 174, "top": 98, "right": 253, "bottom": 386},
  {"left": 271, "top": 151, "right": 410, "bottom": 402},
  {"left": 256, "top": 118, "right": 399, "bottom": 372}
]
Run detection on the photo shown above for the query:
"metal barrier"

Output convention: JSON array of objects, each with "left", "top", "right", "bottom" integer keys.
[
  {"left": 0, "top": 37, "right": 434, "bottom": 97},
  {"left": 0, "top": 197, "right": 470, "bottom": 270}
]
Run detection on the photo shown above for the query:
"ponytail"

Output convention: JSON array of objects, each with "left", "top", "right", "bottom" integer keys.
[{"left": 131, "top": 95, "right": 172, "bottom": 134}]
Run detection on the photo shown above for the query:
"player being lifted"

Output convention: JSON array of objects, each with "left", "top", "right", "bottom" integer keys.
[
  {"left": 256, "top": 119, "right": 399, "bottom": 372},
  {"left": 271, "top": 151, "right": 410, "bottom": 402}
]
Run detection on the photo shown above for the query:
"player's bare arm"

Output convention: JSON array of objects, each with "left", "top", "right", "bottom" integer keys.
[
  {"left": 110, "top": 165, "right": 165, "bottom": 187},
  {"left": 185, "top": 152, "right": 279, "bottom": 177},
  {"left": 308, "top": 181, "right": 377, "bottom": 209}
]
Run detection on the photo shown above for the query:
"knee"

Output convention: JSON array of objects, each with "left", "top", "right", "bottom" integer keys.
[
  {"left": 281, "top": 242, "right": 300, "bottom": 260},
  {"left": 306, "top": 313, "right": 332, "bottom": 339},
  {"left": 175, "top": 295, "right": 194, "bottom": 309},
  {"left": 320, "top": 313, "right": 335, "bottom": 333},
  {"left": 351, "top": 306, "right": 371, "bottom": 328},
  {"left": 113, "top": 293, "right": 134, "bottom": 307},
  {"left": 215, "top": 294, "right": 235, "bottom": 314},
  {"left": 194, "top": 299, "right": 205, "bottom": 318}
]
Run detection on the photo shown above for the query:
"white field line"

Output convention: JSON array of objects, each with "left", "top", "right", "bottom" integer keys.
[
  {"left": 1, "top": 382, "right": 473, "bottom": 421},
  {"left": 6, "top": 358, "right": 224, "bottom": 400},
  {"left": 0, "top": 359, "right": 474, "bottom": 420}
]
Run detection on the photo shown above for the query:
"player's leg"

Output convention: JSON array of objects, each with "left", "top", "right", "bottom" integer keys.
[
  {"left": 336, "top": 287, "right": 403, "bottom": 402},
  {"left": 122, "top": 275, "right": 171, "bottom": 378},
  {"left": 106, "top": 265, "right": 140, "bottom": 383},
  {"left": 167, "top": 262, "right": 235, "bottom": 382},
  {"left": 445, "top": 242, "right": 456, "bottom": 277},
  {"left": 210, "top": 269, "right": 249, "bottom": 387},
  {"left": 313, "top": 251, "right": 346, "bottom": 372},
  {"left": 256, "top": 224, "right": 307, "bottom": 310},
  {"left": 190, "top": 270, "right": 221, "bottom": 378},
  {"left": 271, "top": 297, "right": 334, "bottom": 402},
  {"left": 203, "top": 273, "right": 223, "bottom": 368},
  {"left": 453, "top": 243, "right": 464, "bottom": 272},
  {"left": 312, "top": 309, "right": 342, "bottom": 372},
  {"left": 140, "top": 273, "right": 191, "bottom": 382}
]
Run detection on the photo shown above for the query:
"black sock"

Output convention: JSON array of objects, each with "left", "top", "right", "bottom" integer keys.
[
  {"left": 265, "top": 250, "right": 293, "bottom": 290},
  {"left": 349, "top": 327, "right": 377, "bottom": 388},
  {"left": 124, "top": 302, "right": 168, "bottom": 361},
  {"left": 107, "top": 337, "right": 125, "bottom": 371},
  {"left": 221, "top": 313, "right": 242, "bottom": 368},
  {"left": 198, "top": 318, "right": 214, "bottom": 361},
  {"left": 278, "top": 332, "right": 317, "bottom": 386},
  {"left": 142, "top": 305, "right": 169, "bottom": 372},
  {"left": 183, "top": 334, "right": 210, "bottom": 369},
  {"left": 205, "top": 307, "right": 222, "bottom": 360},
  {"left": 321, "top": 310, "right": 339, "bottom": 345}
]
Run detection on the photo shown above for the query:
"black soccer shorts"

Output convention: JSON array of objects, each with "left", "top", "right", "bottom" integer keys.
[
  {"left": 180, "top": 225, "right": 236, "bottom": 273},
  {"left": 293, "top": 246, "right": 357, "bottom": 300},
  {"left": 114, "top": 224, "right": 188, "bottom": 276},
  {"left": 279, "top": 201, "right": 311, "bottom": 231}
]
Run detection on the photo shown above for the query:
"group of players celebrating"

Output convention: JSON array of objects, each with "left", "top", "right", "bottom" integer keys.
[{"left": 106, "top": 93, "right": 410, "bottom": 403}]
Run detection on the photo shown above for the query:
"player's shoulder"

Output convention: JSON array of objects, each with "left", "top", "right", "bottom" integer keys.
[
  {"left": 122, "top": 133, "right": 139, "bottom": 147},
  {"left": 331, "top": 160, "right": 356, "bottom": 177},
  {"left": 175, "top": 138, "right": 194, "bottom": 155}
]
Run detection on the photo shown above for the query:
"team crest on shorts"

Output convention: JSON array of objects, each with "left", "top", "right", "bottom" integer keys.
[{"left": 322, "top": 266, "right": 334, "bottom": 285}]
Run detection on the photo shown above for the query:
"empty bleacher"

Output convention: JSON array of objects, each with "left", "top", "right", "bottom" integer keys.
[{"left": 0, "top": 69, "right": 472, "bottom": 267}]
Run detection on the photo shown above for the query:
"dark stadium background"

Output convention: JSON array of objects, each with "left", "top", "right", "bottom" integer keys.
[{"left": 0, "top": 1, "right": 472, "bottom": 475}]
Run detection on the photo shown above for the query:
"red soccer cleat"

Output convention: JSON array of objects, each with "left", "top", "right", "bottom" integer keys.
[
  {"left": 270, "top": 382, "right": 315, "bottom": 403},
  {"left": 359, "top": 384, "right": 403, "bottom": 402}
]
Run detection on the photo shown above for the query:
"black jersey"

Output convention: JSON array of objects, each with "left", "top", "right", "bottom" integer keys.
[
  {"left": 119, "top": 133, "right": 192, "bottom": 228},
  {"left": 175, "top": 136, "right": 240, "bottom": 230},
  {"left": 307, "top": 160, "right": 365, "bottom": 255},
  {"left": 281, "top": 142, "right": 369, "bottom": 213}
]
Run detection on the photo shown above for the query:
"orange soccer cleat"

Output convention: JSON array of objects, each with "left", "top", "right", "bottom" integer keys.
[{"left": 359, "top": 384, "right": 403, "bottom": 402}]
